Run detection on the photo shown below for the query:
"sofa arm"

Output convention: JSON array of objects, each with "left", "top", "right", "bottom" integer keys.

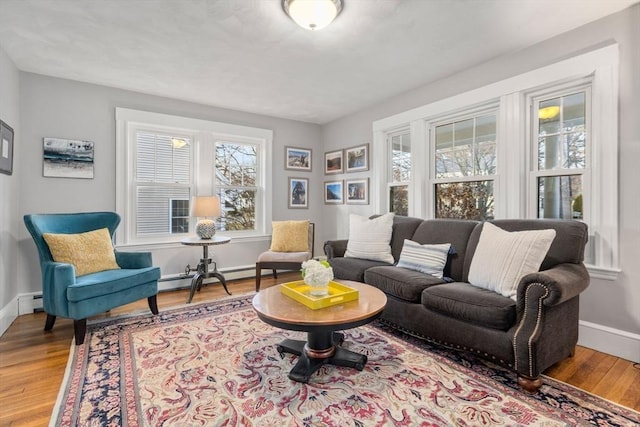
[
  {"left": 324, "top": 240, "right": 348, "bottom": 259},
  {"left": 512, "top": 262, "right": 589, "bottom": 384},
  {"left": 516, "top": 262, "right": 589, "bottom": 310},
  {"left": 115, "top": 251, "right": 153, "bottom": 269}
]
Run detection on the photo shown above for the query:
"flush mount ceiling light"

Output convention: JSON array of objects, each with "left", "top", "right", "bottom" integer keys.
[{"left": 283, "top": 0, "right": 343, "bottom": 31}]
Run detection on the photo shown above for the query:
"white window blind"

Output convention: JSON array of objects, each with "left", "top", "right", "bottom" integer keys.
[{"left": 134, "top": 132, "right": 191, "bottom": 236}]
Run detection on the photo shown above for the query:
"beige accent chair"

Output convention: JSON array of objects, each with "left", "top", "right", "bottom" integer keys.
[{"left": 255, "top": 222, "right": 314, "bottom": 291}]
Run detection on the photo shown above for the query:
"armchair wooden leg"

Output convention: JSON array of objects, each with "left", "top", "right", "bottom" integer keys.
[
  {"left": 44, "top": 314, "right": 56, "bottom": 331},
  {"left": 148, "top": 295, "right": 159, "bottom": 315},
  {"left": 517, "top": 375, "right": 543, "bottom": 393},
  {"left": 272, "top": 269, "right": 278, "bottom": 279},
  {"left": 74, "top": 319, "right": 87, "bottom": 345}
]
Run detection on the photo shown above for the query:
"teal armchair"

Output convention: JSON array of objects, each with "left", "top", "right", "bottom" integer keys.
[{"left": 24, "top": 212, "right": 160, "bottom": 345}]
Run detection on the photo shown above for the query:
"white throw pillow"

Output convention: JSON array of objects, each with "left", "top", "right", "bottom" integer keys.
[
  {"left": 345, "top": 213, "right": 395, "bottom": 264},
  {"left": 468, "top": 222, "right": 556, "bottom": 300},
  {"left": 396, "top": 240, "right": 451, "bottom": 278}
]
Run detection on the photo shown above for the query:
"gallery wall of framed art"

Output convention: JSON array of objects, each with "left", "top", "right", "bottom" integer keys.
[{"left": 322, "top": 143, "right": 370, "bottom": 205}]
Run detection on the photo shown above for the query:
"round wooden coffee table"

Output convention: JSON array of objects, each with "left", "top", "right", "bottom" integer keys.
[{"left": 252, "top": 280, "right": 387, "bottom": 383}]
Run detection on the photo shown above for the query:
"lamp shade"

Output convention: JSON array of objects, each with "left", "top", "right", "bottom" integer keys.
[
  {"left": 191, "top": 196, "right": 221, "bottom": 239},
  {"left": 283, "top": 0, "right": 343, "bottom": 31},
  {"left": 191, "top": 196, "right": 221, "bottom": 218}
]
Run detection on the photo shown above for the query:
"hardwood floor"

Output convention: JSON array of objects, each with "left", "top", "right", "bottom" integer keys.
[{"left": 1, "top": 272, "right": 638, "bottom": 426}]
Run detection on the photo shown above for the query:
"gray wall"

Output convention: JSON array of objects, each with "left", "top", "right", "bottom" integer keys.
[
  {"left": 2, "top": 5, "right": 639, "bottom": 355},
  {"left": 17, "top": 73, "right": 323, "bottom": 296},
  {"left": 0, "top": 48, "right": 20, "bottom": 316},
  {"left": 321, "top": 5, "right": 640, "bottom": 337}
]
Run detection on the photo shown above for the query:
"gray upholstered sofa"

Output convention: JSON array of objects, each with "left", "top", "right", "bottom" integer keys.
[{"left": 324, "top": 216, "right": 589, "bottom": 391}]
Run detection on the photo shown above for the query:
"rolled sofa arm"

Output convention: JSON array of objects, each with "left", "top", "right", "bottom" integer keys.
[
  {"left": 516, "top": 262, "right": 590, "bottom": 310},
  {"left": 512, "top": 262, "right": 589, "bottom": 383},
  {"left": 323, "top": 239, "right": 348, "bottom": 259},
  {"left": 115, "top": 251, "right": 153, "bottom": 269}
]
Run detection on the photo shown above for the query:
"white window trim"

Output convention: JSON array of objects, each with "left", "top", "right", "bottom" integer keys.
[
  {"left": 115, "top": 108, "right": 273, "bottom": 247},
  {"left": 372, "top": 43, "right": 620, "bottom": 278}
]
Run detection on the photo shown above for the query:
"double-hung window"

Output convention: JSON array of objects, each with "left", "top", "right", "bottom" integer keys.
[
  {"left": 133, "top": 131, "right": 193, "bottom": 238},
  {"left": 388, "top": 130, "right": 411, "bottom": 216},
  {"left": 432, "top": 111, "right": 497, "bottom": 220},
  {"left": 116, "top": 108, "right": 272, "bottom": 246},
  {"left": 530, "top": 86, "right": 589, "bottom": 222},
  {"left": 214, "top": 140, "right": 259, "bottom": 232}
]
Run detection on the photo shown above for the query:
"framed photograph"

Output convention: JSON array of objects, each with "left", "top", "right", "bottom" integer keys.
[
  {"left": 324, "top": 149, "right": 343, "bottom": 174},
  {"left": 346, "top": 178, "right": 369, "bottom": 204},
  {"left": 288, "top": 177, "right": 309, "bottom": 209},
  {"left": 345, "top": 143, "right": 369, "bottom": 173},
  {"left": 285, "top": 146, "right": 312, "bottom": 171},
  {"left": 324, "top": 180, "right": 344, "bottom": 204},
  {"left": 0, "top": 121, "right": 14, "bottom": 176},
  {"left": 43, "top": 138, "right": 95, "bottom": 179}
]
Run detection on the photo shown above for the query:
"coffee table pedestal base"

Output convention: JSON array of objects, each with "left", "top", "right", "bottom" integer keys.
[{"left": 277, "top": 332, "right": 368, "bottom": 383}]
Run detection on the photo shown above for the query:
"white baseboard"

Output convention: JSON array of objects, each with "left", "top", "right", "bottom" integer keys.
[
  {"left": 578, "top": 320, "right": 640, "bottom": 363},
  {"left": 0, "top": 295, "right": 19, "bottom": 338}
]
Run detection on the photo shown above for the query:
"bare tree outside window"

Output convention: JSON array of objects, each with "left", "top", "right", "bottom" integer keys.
[
  {"left": 389, "top": 133, "right": 410, "bottom": 216},
  {"left": 434, "top": 114, "right": 496, "bottom": 220},
  {"left": 215, "top": 142, "right": 258, "bottom": 231}
]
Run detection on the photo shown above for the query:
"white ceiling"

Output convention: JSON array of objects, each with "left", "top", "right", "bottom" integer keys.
[{"left": 0, "top": 0, "right": 636, "bottom": 124}]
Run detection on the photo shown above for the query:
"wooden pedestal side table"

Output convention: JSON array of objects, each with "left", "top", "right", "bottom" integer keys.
[
  {"left": 181, "top": 235, "right": 231, "bottom": 303},
  {"left": 252, "top": 280, "right": 387, "bottom": 383}
]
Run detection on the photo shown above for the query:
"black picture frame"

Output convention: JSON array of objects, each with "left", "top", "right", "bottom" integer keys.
[{"left": 0, "top": 121, "right": 14, "bottom": 176}]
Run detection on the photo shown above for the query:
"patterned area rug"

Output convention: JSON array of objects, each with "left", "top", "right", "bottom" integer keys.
[{"left": 51, "top": 294, "right": 640, "bottom": 426}]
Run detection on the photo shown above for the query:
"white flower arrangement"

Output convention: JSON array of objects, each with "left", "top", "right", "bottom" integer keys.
[{"left": 301, "top": 259, "right": 334, "bottom": 286}]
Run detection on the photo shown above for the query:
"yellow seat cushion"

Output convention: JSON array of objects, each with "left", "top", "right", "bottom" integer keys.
[
  {"left": 43, "top": 228, "right": 120, "bottom": 276},
  {"left": 270, "top": 220, "right": 309, "bottom": 252}
]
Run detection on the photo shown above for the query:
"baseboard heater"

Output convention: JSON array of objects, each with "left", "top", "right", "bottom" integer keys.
[{"left": 33, "top": 294, "right": 44, "bottom": 313}]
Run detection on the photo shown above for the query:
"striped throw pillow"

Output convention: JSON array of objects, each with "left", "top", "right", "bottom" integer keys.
[
  {"left": 345, "top": 213, "right": 394, "bottom": 264},
  {"left": 396, "top": 240, "right": 451, "bottom": 278}
]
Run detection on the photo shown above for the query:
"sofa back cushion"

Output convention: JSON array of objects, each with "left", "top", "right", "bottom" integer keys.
[
  {"left": 410, "top": 219, "right": 479, "bottom": 281},
  {"left": 387, "top": 216, "right": 424, "bottom": 262},
  {"left": 462, "top": 219, "right": 588, "bottom": 281}
]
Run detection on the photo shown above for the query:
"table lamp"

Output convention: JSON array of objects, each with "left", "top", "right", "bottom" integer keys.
[{"left": 191, "top": 195, "right": 221, "bottom": 239}]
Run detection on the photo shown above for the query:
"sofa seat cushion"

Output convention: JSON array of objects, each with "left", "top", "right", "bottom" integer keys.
[
  {"left": 329, "top": 257, "right": 391, "bottom": 282},
  {"left": 67, "top": 266, "right": 160, "bottom": 302},
  {"left": 422, "top": 282, "right": 516, "bottom": 330},
  {"left": 365, "top": 266, "right": 446, "bottom": 303}
]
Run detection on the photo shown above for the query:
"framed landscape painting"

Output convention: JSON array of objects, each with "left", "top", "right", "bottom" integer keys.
[
  {"left": 324, "top": 149, "right": 343, "bottom": 174},
  {"left": 288, "top": 177, "right": 308, "bottom": 209},
  {"left": 43, "top": 137, "right": 95, "bottom": 179},
  {"left": 324, "top": 180, "right": 344, "bottom": 204},
  {"left": 285, "top": 146, "right": 311, "bottom": 171},
  {"left": 346, "top": 178, "right": 369, "bottom": 204},
  {"left": 345, "top": 143, "right": 369, "bottom": 173}
]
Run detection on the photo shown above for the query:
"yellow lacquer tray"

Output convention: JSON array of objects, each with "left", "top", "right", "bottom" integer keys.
[{"left": 280, "top": 280, "right": 359, "bottom": 310}]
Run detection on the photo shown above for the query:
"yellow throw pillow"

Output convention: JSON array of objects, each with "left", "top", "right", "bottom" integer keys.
[
  {"left": 270, "top": 220, "right": 309, "bottom": 252},
  {"left": 43, "top": 228, "right": 120, "bottom": 276}
]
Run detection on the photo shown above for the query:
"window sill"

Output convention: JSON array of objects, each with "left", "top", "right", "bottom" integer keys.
[
  {"left": 586, "top": 264, "right": 621, "bottom": 281},
  {"left": 116, "top": 234, "right": 271, "bottom": 251}
]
